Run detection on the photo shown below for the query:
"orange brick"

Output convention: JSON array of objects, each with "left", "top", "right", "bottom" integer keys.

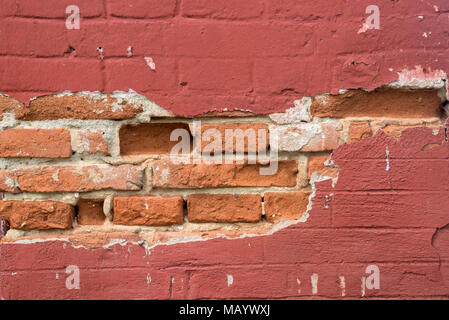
[
  {"left": 311, "top": 88, "right": 441, "bottom": 118},
  {"left": 19, "top": 95, "right": 144, "bottom": 120},
  {"left": 76, "top": 199, "right": 106, "bottom": 225},
  {"left": 308, "top": 155, "right": 339, "bottom": 179},
  {"left": 71, "top": 130, "right": 109, "bottom": 154},
  {"left": 152, "top": 160, "right": 298, "bottom": 188},
  {"left": 119, "top": 123, "right": 192, "bottom": 155},
  {"left": 0, "top": 164, "right": 143, "bottom": 193},
  {"left": 187, "top": 194, "right": 262, "bottom": 223},
  {"left": 113, "top": 196, "right": 184, "bottom": 226},
  {"left": 348, "top": 121, "right": 372, "bottom": 143},
  {"left": 0, "top": 95, "right": 26, "bottom": 120},
  {"left": 0, "top": 129, "right": 71, "bottom": 158},
  {"left": 0, "top": 200, "right": 74, "bottom": 230},
  {"left": 198, "top": 123, "right": 268, "bottom": 153},
  {"left": 264, "top": 192, "right": 311, "bottom": 222}
]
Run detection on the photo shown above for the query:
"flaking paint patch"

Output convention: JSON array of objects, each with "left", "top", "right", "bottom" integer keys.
[
  {"left": 227, "top": 274, "right": 234, "bottom": 287},
  {"left": 339, "top": 276, "right": 346, "bottom": 297},
  {"left": 311, "top": 274, "right": 318, "bottom": 295}
]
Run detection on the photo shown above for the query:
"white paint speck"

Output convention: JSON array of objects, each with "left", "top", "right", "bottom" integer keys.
[
  {"left": 339, "top": 276, "right": 346, "bottom": 297},
  {"left": 97, "top": 47, "right": 104, "bottom": 60},
  {"left": 145, "top": 57, "right": 156, "bottom": 71},
  {"left": 146, "top": 273, "right": 151, "bottom": 286},
  {"left": 127, "top": 46, "right": 133, "bottom": 57},
  {"left": 227, "top": 274, "right": 234, "bottom": 287},
  {"left": 311, "top": 273, "right": 318, "bottom": 295}
]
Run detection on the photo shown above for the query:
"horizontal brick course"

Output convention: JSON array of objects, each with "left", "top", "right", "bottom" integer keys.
[
  {"left": 113, "top": 196, "right": 184, "bottom": 226},
  {"left": 264, "top": 192, "right": 310, "bottom": 222},
  {"left": 311, "top": 88, "right": 442, "bottom": 118},
  {"left": 20, "top": 95, "right": 143, "bottom": 120},
  {"left": 198, "top": 123, "right": 269, "bottom": 153},
  {"left": 152, "top": 160, "right": 298, "bottom": 188},
  {"left": 0, "top": 129, "right": 72, "bottom": 158},
  {"left": 0, "top": 165, "right": 144, "bottom": 193},
  {"left": 119, "top": 123, "right": 191, "bottom": 155},
  {"left": 0, "top": 200, "right": 74, "bottom": 230},
  {"left": 187, "top": 194, "right": 262, "bottom": 223}
]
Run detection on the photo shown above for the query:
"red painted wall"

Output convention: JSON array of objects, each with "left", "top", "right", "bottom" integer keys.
[
  {"left": 1, "top": 0, "right": 448, "bottom": 116},
  {"left": 1, "top": 0, "right": 449, "bottom": 299}
]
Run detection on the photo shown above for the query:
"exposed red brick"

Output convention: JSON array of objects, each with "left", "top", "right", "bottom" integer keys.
[
  {"left": 20, "top": 95, "right": 143, "bottom": 120},
  {"left": 0, "top": 165, "right": 143, "bottom": 193},
  {"left": 273, "top": 122, "right": 341, "bottom": 152},
  {"left": 152, "top": 160, "right": 298, "bottom": 188},
  {"left": 311, "top": 88, "right": 442, "bottom": 118},
  {"left": 113, "top": 196, "right": 184, "bottom": 226},
  {"left": 187, "top": 194, "right": 262, "bottom": 223},
  {"left": 0, "top": 95, "right": 26, "bottom": 120},
  {"left": 199, "top": 123, "right": 268, "bottom": 153},
  {"left": 0, "top": 200, "right": 74, "bottom": 230},
  {"left": 307, "top": 155, "right": 339, "bottom": 179},
  {"left": 71, "top": 130, "right": 109, "bottom": 154},
  {"left": 348, "top": 121, "right": 373, "bottom": 143},
  {"left": 264, "top": 192, "right": 310, "bottom": 222},
  {"left": 0, "top": 129, "right": 71, "bottom": 158},
  {"left": 76, "top": 199, "right": 105, "bottom": 225},
  {"left": 119, "top": 123, "right": 191, "bottom": 156}
]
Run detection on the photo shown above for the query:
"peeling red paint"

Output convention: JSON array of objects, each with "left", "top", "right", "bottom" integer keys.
[{"left": 0, "top": 0, "right": 448, "bottom": 116}]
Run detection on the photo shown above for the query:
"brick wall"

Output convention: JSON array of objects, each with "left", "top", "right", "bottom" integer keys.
[{"left": 1, "top": 0, "right": 449, "bottom": 300}]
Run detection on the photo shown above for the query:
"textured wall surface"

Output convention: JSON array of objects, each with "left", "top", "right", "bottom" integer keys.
[{"left": 1, "top": 0, "right": 449, "bottom": 299}]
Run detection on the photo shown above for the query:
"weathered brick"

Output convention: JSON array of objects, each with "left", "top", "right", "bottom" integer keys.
[
  {"left": 311, "top": 88, "right": 442, "bottom": 118},
  {"left": 20, "top": 94, "right": 143, "bottom": 120},
  {"left": 0, "top": 200, "right": 74, "bottom": 230},
  {"left": 307, "top": 155, "right": 339, "bottom": 179},
  {"left": 270, "top": 122, "right": 341, "bottom": 152},
  {"left": 113, "top": 196, "right": 184, "bottom": 226},
  {"left": 264, "top": 192, "right": 310, "bottom": 222},
  {"left": 182, "top": 0, "right": 264, "bottom": 19},
  {"left": 152, "top": 160, "right": 298, "bottom": 188},
  {"left": 0, "top": 165, "right": 143, "bottom": 193},
  {"left": 187, "top": 194, "right": 262, "bottom": 223},
  {"left": 76, "top": 199, "right": 106, "bottom": 225},
  {"left": 348, "top": 121, "right": 372, "bottom": 143},
  {"left": 120, "top": 123, "right": 191, "bottom": 156},
  {"left": 198, "top": 123, "right": 268, "bottom": 153},
  {"left": 71, "top": 130, "right": 109, "bottom": 155},
  {"left": 0, "top": 95, "right": 26, "bottom": 120},
  {"left": 0, "top": 129, "right": 71, "bottom": 158}
]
